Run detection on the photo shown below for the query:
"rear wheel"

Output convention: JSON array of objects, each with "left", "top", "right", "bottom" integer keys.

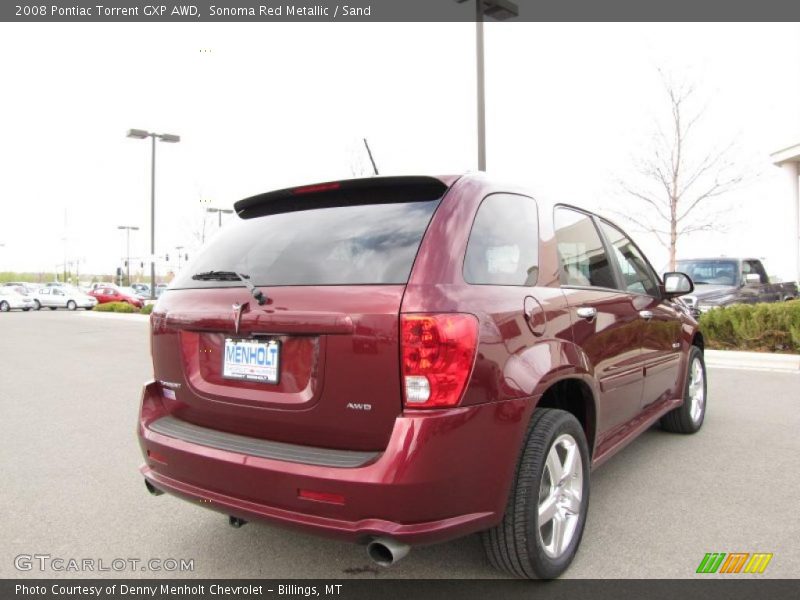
[
  {"left": 660, "top": 346, "right": 706, "bottom": 434},
  {"left": 0, "top": 301, "right": 9, "bottom": 312},
  {"left": 33, "top": 300, "right": 41, "bottom": 310},
  {"left": 482, "top": 408, "right": 590, "bottom": 579},
  {"left": 67, "top": 300, "right": 77, "bottom": 311}
]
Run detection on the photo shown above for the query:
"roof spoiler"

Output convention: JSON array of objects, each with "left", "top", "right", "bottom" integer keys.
[{"left": 233, "top": 176, "right": 449, "bottom": 219}]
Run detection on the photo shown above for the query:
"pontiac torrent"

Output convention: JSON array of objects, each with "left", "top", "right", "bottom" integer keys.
[{"left": 138, "top": 174, "right": 705, "bottom": 578}]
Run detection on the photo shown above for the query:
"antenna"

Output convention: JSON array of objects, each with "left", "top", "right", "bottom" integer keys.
[{"left": 363, "top": 138, "right": 379, "bottom": 176}]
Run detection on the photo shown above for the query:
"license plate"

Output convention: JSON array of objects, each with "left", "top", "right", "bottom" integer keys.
[{"left": 222, "top": 338, "right": 280, "bottom": 384}]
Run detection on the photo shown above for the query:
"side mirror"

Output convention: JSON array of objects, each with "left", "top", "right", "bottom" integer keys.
[
  {"left": 662, "top": 272, "right": 694, "bottom": 297},
  {"left": 744, "top": 273, "right": 761, "bottom": 285}
]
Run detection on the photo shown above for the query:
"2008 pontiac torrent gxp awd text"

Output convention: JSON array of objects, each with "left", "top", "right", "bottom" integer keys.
[{"left": 138, "top": 174, "right": 706, "bottom": 579}]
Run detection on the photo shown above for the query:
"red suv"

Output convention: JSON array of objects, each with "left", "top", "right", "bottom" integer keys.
[{"left": 138, "top": 175, "right": 705, "bottom": 578}]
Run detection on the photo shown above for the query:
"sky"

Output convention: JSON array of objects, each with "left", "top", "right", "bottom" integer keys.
[{"left": 0, "top": 22, "right": 798, "bottom": 280}]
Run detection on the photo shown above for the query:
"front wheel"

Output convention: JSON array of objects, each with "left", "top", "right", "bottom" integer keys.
[
  {"left": 482, "top": 408, "right": 590, "bottom": 579},
  {"left": 0, "top": 301, "right": 9, "bottom": 312},
  {"left": 67, "top": 300, "right": 77, "bottom": 311},
  {"left": 33, "top": 300, "right": 41, "bottom": 310},
  {"left": 661, "top": 346, "right": 706, "bottom": 434}
]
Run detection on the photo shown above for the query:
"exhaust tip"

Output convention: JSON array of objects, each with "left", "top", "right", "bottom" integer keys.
[
  {"left": 228, "top": 516, "right": 247, "bottom": 528},
  {"left": 367, "top": 538, "right": 410, "bottom": 567},
  {"left": 144, "top": 480, "right": 163, "bottom": 496}
]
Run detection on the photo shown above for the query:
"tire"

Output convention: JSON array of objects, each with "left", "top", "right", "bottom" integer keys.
[
  {"left": 67, "top": 300, "right": 77, "bottom": 311},
  {"left": 0, "top": 301, "right": 9, "bottom": 312},
  {"left": 49, "top": 306, "right": 57, "bottom": 311},
  {"left": 22, "top": 308, "right": 30, "bottom": 311},
  {"left": 482, "top": 408, "right": 590, "bottom": 579},
  {"left": 660, "top": 346, "right": 706, "bottom": 434},
  {"left": 33, "top": 300, "right": 41, "bottom": 310}
]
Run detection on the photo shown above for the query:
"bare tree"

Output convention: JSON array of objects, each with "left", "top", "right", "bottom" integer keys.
[{"left": 617, "top": 70, "right": 745, "bottom": 269}]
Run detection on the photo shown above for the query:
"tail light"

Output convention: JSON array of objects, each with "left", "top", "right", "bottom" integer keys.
[{"left": 401, "top": 313, "right": 479, "bottom": 409}]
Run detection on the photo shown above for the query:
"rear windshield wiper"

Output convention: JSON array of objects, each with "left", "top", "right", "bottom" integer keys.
[{"left": 191, "top": 271, "right": 267, "bottom": 305}]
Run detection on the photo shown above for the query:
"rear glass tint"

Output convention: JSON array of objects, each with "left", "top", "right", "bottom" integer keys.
[{"left": 171, "top": 199, "right": 441, "bottom": 288}]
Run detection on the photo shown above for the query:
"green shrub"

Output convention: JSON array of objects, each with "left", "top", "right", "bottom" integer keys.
[
  {"left": 94, "top": 302, "right": 138, "bottom": 313},
  {"left": 699, "top": 300, "right": 800, "bottom": 353},
  {"left": 140, "top": 303, "right": 155, "bottom": 315}
]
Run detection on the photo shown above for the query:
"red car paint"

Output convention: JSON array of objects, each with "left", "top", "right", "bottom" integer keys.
[
  {"left": 89, "top": 286, "right": 144, "bottom": 309},
  {"left": 138, "top": 174, "right": 699, "bottom": 545}
]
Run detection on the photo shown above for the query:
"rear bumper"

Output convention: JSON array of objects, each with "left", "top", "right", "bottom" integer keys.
[{"left": 138, "top": 381, "right": 534, "bottom": 545}]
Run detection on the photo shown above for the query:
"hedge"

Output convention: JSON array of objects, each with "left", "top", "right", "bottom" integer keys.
[
  {"left": 93, "top": 302, "right": 139, "bottom": 313},
  {"left": 140, "top": 303, "right": 155, "bottom": 315},
  {"left": 698, "top": 300, "right": 800, "bottom": 353}
]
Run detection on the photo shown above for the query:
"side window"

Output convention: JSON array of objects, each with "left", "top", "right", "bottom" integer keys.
[
  {"left": 554, "top": 208, "right": 616, "bottom": 289},
  {"left": 598, "top": 221, "right": 660, "bottom": 296},
  {"left": 464, "top": 194, "right": 538, "bottom": 286},
  {"left": 743, "top": 260, "right": 767, "bottom": 284}
]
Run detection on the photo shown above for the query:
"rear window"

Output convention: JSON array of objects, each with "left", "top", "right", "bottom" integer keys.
[{"left": 171, "top": 198, "right": 441, "bottom": 288}]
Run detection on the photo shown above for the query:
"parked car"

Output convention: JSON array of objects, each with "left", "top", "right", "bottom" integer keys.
[
  {"left": 676, "top": 257, "right": 798, "bottom": 316},
  {"left": 88, "top": 286, "right": 144, "bottom": 308},
  {"left": 131, "top": 283, "right": 151, "bottom": 296},
  {"left": 0, "top": 287, "right": 35, "bottom": 311},
  {"left": 2, "top": 282, "right": 36, "bottom": 295},
  {"left": 33, "top": 286, "right": 98, "bottom": 311},
  {"left": 138, "top": 175, "right": 704, "bottom": 579}
]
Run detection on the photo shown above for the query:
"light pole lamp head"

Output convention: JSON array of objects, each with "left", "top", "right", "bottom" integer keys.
[
  {"left": 127, "top": 129, "right": 150, "bottom": 139},
  {"left": 482, "top": 0, "right": 519, "bottom": 19},
  {"left": 159, "top": 133, "right": 181, "bottom": 143}
]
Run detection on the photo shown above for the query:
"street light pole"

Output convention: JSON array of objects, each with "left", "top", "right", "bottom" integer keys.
[
  {"left": 150, "top": 134, "right": 156, "bottom": 297},
  {"left": 207, "top": 207, "right": 234, "bottom": 228},
  {"left": 127, "top": 129, "right": 180, "bottom": 299},
  {"left": 475, "top": 0, "right": 486, "bottom": 172},
  {"left": 176, "top": 246, "right": 184, "bottom": 271},
  {"left": 456, "top": 0, "right": 519, "bottom": 172},
  {"left": 118, "top": 225, "right": 139, "bottom": 287}
]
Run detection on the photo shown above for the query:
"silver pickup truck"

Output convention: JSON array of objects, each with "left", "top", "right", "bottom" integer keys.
[{"left": 676, "top": 257, "right": 798, "bottom": 315}]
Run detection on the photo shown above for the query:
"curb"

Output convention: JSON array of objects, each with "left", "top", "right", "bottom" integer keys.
[{"left": 705, "top": 349, "right": 800, "bottom": 373}]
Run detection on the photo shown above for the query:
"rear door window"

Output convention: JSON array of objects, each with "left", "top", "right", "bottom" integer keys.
[
  {"left": 554, "top": 207, "right": 616, "bottom": 289},
  {"left": 463, "top": 193, "right": 538, "bottom": 286},
  {"left": 171, "top": 198, "right": 441, "bottom": 288}
]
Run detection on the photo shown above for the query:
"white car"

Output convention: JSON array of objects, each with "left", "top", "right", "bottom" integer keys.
[
  {"left": 0, "top": 287, "right": 35, "bottom": 312},
  {"left": 33, "top": 286, "right": 98, "bottom": 311}
]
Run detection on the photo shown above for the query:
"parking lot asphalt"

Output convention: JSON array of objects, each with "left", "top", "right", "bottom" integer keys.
[{"left": 1, "top": 310, "right": 798, "bottom": 579}]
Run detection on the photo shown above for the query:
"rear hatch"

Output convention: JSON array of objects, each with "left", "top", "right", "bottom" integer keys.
[{"left": 151, "top": 176, "right": 449, "bottom": 451}]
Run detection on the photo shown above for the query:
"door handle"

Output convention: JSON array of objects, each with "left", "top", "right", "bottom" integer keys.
[
  {"left": 576, "top": 306, "right": 597, "bottom": 320},
  {"left": 639, "top": 310, "right": 654, "bottom": 320}
]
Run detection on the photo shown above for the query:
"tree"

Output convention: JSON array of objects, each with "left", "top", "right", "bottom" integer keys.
[{"left": 617, "top": 70, "right": 745, "bottom": 269}]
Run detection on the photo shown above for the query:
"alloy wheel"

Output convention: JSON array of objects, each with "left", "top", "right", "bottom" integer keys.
[
  {"left": 537, "top": 433, "right": 584, "bottom": 559},
  {"left": 688, "top": 357, "right": 705, "bottom": 424}
]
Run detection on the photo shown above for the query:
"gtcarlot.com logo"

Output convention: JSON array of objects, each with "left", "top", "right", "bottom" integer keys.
[
  {"left": 696, "top": 552, "right": 773, "bottom": 574},
  {"left": 14, "top": 554, "right": 194, "bottom": 573}
]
